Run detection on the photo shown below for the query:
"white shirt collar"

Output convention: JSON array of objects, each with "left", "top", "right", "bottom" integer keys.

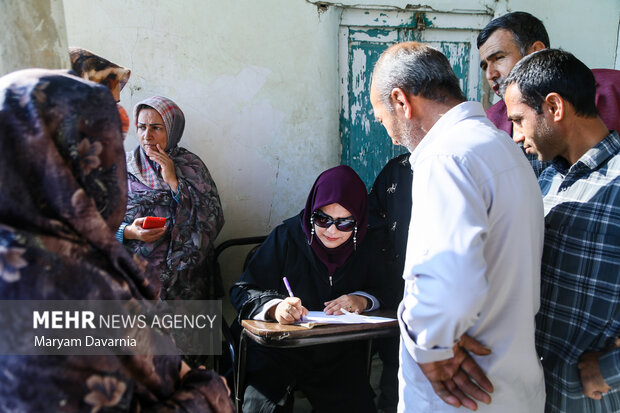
[{"left": 409, "top": 101, "right": 486, "bottom": 168}]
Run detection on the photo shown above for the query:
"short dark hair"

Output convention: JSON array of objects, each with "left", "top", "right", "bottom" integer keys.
[
  {"left": 371, "top": 42, "right": 465, "bottom": 109},
  {"left": 477, "top": 12, "right": 550, "bottom": 55},
  {"left": 502, "top": 49, "right": 598, "bottom": 117}
]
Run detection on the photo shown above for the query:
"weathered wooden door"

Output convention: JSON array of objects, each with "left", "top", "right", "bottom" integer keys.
[{"left": 339, "top": 9, "right": 491, "bottom": 188}]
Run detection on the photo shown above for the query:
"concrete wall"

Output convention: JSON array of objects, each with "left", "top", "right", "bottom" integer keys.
[
  {"left": 0, "top": 0, "right": 69, "bottom": 75},
  {"left": 61, "top": 0, "right": 619, "bottom": 314},
  {"left": 506, "top": 0, "right": 619, "bottom": 69},
  {"left": 63, "top": 0, "right": 341, "bottom": 238}
]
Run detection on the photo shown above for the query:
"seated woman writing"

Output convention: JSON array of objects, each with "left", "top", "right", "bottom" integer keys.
[
  {"left": 117, "top": 96, "right": 224, "bottom": 300},
  {"left": 230, "top": 165, "right": 389, "bottom": 413}
]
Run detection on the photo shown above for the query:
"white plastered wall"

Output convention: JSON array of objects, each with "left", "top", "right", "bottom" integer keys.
[{"left": 0, "top": 0, "right": 69, "bottom": 75}]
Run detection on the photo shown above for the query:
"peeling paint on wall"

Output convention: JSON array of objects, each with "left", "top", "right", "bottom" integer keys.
[
  {"left": 349, "top": 47, "right": 368, "bottom": 123},
  {"left": 340, "top": 9, "right": 483, "bottom": 188}
]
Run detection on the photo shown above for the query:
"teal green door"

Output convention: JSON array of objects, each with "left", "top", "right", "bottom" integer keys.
[
  {"left": 340, "top": 32, "right": 411, "bottom": 190},
  {"left": 339, "top": 11, "right": 483, "bottom": 189}
]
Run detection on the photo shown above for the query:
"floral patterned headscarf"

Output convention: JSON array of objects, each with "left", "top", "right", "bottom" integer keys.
[
  {"left": 69, "top": 48, "right": 132, "bottom": 140},
  {"left": 0, "top": 68, "right": 157, "bottom": 298},
  {"left": 69, "top": 47, "right": 131, "bottom": 102}
]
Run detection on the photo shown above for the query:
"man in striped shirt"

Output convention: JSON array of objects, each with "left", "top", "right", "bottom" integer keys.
[{"left": 503, "top": 49, "right": 620, "bottom": 412}]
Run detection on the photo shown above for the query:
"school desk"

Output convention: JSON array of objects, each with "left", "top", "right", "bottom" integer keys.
[{"left": 235, "top": 311, "right": 399, "bottom": 412}]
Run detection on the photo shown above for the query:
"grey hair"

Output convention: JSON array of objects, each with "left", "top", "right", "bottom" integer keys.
[{"left": 371, "top": 42, "right": 465, "bottom": 111}]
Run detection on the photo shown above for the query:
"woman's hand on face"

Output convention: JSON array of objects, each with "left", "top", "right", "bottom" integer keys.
[
  {"left": 323, "top": 294, "right": 368, "bottom": 315},
  {"left": 270, "top": 297, "right": 308, "bottom": 325},
  {"left": 147, "top": 144, "right": 178, "bottom": 193},
  {"left": 124, "top": 217, "right": 166, "bottom": 242}
]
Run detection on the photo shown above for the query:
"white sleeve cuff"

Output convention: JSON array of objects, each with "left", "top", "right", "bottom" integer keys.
[
  {"left": 253, "top": 298, "right": 283, "bottom": 321},
  {"left": 351, "top": 291, "right": 380, "bottom": 312},
  {"left": 397, "top": 300, "right": 455, "bottom": 364}
]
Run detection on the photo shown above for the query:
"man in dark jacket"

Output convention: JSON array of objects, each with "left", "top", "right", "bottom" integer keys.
[{"left": 368, "top": 154, "right": 411, "bottom": 413}]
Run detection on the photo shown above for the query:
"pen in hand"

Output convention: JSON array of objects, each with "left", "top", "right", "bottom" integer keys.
[{"left": 282, "top": 276, "right": 303, "bottom": 321}]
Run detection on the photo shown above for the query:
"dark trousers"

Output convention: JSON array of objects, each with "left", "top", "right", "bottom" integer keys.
[
  {"left": 243, "top": 341, "right": 377, "bottom": 413},
  {"left": 374, "top": 336, "right": 399, "bottom": 413}
]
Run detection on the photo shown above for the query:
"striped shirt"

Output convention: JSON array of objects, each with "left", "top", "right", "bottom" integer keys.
[{"left": 536, "top": 130, "right": 620, "bottom": 412}]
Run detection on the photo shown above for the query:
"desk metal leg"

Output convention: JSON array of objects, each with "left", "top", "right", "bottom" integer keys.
[
  {"left": 365, "top": 338, "right": 373, "bottom": 378},
  {"left": 235, "top": 329, "right": 248, "bottom": 413},
  {"left": 222, "top": 319, "right": 237, "bottom": 393}
]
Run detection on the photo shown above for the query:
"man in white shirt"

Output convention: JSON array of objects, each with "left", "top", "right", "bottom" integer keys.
[{"left": 370, "top": 41, "right": 546, "bottom": 412}]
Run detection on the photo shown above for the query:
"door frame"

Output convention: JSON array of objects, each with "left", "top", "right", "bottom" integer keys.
[{"left": 338, "top": 8, "right": 492, "bottom": 187}]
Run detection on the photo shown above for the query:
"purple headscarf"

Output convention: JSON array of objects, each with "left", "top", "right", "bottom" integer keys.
[{"left": 302, "top": 165, "right": 369, "bottom": 274}]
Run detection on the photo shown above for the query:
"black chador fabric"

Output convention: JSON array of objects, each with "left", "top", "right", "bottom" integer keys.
[{"left": 230, "top": 213, "right": 391, "bottom": 413}]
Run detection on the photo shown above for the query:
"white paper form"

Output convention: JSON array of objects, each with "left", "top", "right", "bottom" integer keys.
[{"left": 299, "top": 310, "right": 395, "bottom": 325}]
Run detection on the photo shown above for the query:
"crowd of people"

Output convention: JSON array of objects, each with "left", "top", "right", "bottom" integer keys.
[{"left": 0, "top": 9, "right": 618, "bottom": 413}]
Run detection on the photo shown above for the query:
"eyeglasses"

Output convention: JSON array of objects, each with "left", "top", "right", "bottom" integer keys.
[{"left": 312, "top": 210, "right": 356, "bottom": 232}]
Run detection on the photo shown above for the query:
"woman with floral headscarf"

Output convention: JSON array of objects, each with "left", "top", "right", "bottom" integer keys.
[
  {"left": 117, "top": 96, "right": 224, "bottom": 300},
  {"left": 0, "top": 68, "right": 232, "bottom": 412},
  {"left": 69, "top": 47, "right": 131, "bottom": 139},
  {"left": 230, "top": 165, "right": 393, "bottom": 413},
  {"left": 69, "top": 47, "right": 131, "bottom": 103}
]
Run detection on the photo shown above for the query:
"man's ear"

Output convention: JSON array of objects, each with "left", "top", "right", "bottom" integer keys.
[
  {"left": 390, "top": 88, "right": 413, "bottom": 119},
  {"left": 544, "top": 92, "right": 565, "bottom": 122},
  {"left": 526, "top": 41, "right": 546, "bottom": 55}
]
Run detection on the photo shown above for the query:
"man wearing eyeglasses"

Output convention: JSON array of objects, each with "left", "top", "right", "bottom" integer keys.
[{"left": 370, "top": 42, "right": 545, "bottom": 412}]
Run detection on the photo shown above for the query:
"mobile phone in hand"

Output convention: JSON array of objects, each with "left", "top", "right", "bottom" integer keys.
[{"left": 142, "top": 216, "right": 167, "bottom": 229}]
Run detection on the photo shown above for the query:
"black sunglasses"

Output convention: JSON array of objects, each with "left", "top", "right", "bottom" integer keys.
[{"left": 312, "top": 210, "right": 356, "bottom": 232}]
